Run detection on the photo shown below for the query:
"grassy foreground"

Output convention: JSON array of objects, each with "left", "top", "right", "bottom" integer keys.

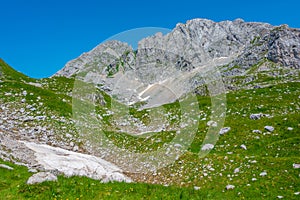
[{"left": 0, "top": 159, "right": 220, "bottom": 200}]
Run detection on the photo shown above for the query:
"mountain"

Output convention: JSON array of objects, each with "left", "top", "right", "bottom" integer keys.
[
  {"left": 0, "top": 19, "right": 299, "bottom": 199},
  {"left": 54, "top": 18, "right": 300, "bottom": 107}
]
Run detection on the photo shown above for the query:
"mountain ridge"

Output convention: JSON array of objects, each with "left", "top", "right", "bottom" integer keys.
[{"left": 54, "top": 18, "right": 299, "bottom": 108}]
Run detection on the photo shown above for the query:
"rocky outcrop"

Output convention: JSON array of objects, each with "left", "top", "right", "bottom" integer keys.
[
  {"left": 267, "top": 26, "right": 300, "bottom": 69},
  {"left": 55, "top": 40, "right": 133, "bottom": 78},
  {"left": 54, "top": 18, "right": 300, "bottom": 107}
]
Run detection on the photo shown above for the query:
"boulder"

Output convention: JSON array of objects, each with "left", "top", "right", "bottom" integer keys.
[
  {"left": 219, "top": 127, "right": 231, "bottom": 135},
  {"left": 225, "top": 184, "right": 235, "bottom": 190},
  {"left": 240, "top": 144, "right": 247, "bottom": 150},
  {"left": 0, "top": 164, "right": 14, "bottom": 170},
  {"left": 27, "top": 172, "right": 57, "bottom": 184},
  {"left": 201, "top": 143, "right": 214, "bottom": 151},
  {"left": 264, "top": 126, "right": 274, "bottom": 132},
  {"left": 293, "top": 163, "right": 300, "bottom": 169},
  {"left": 250, "top": 113, "right": 262, "bottom": 120}
]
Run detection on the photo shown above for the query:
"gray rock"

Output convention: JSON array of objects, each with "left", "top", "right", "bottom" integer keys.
[
  {"left": 201, "top": 143, "right": 214, "bottom": 151},
  {"left": 207, "top": 121, "right": 218, "bottom": 127},
  {"left": 264, "top": 126, "right": 274, "bottom": 132},
  {"left": 0, "top": 164, "right": 13, "bottom": 170},
  {"left": 240, "top": 144, "right": 247, "bottom": 150},
  {"left": 252, "top": 130, "right": 262, "bottom": 134},
  {"left": 250, "top": 113, "right": 262, "bottom": 120},
  {"left": 35, "top": 116, "right": 46, "bottom": 121},
  {"left": 225, "top": 184, "right": 235, "bottom": 190},
  {"left": 219, "top": 127, "right": 231, "bottom": 135},
  {"left": 23, "top": 116, "right": 34, "bottom": 122},
  {"left": 260, "top": 171, "right": 267, "bottom": 176},
  {"left": 27, "top": 172, "right": 57, "bottom": 184},
  {"left": 234, "top": 167, "right": 240, "bottom": 173},
  {"left": 293, "top": 163, "right": 300, "bottom": 169},
  {"left": 194, "top": 186, "right": 200, "bottom": 190},
  {"left": 267, "top": 26, "right": 300, "bottom": 69},
  {"left": 28, "top": 168, "right": 38, "bottom": 173},
  {"left": 174, "top": 143, "right": 183, "bottom": 148}
]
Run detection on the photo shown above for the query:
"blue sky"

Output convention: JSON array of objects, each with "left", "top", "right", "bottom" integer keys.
[{"left": 1, "top": 0, "right": 299, "bottom": 78}]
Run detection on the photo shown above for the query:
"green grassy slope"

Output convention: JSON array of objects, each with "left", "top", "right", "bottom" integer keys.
[{"left": 0, "top": 59, "right": 299, "bottom": 199}]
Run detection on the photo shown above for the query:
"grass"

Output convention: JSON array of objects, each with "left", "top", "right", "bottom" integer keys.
[
  {"left": 0, "top": 159, "right": 216, "bottom": 200},
  {"left": 0, "top": 59, "right": 34, "bottom": 82},
  {"left": 0, "top": 60, "right": 299, "bottom": 199}
]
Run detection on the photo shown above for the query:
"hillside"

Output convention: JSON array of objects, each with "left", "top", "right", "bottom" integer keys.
[{"left": 0, "top": 18, "right": 300, "bottom": 199}]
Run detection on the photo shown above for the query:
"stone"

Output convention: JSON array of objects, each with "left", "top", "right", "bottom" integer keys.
[
  {"left": 234, "top": 168, "right": 240, "bottom": 173},
  {"left": 287, "top": 127, "right": 293, "bottom": 131},
  {"left": 27, "top": 172, "right": 57, "bottom": 184},
  {"left": 264, "top": 126, "right": 274, "bottom": 132},
  {"left": 207, "top": 121, "right": 218, "bottom": 127},
  {"left": 240, "top": 144, "right": 247, "bottom": 150},
  {"left": 174, "top": 143, "right": 183, "bottom": 148},
  {"left": 194, "top": 186, "right": 200, "bottom": 190},
  {"left": 250, "top": 113, "right": 262, "bottom": 120},
  {"left": 260, "top": 171, "right": 267, "bottom": 176},
  {"left": 225, "top": 185, "right": 235, "bottom": 190},
  {"left": 201, "top": 144, "right": 214, "bottom": 151},
  {"left": 23, "top": 116, "right": 34, "bottom": 122},
  {"left": 35, "top": 116, "right": 46, "bottom": 121},
  {"left": 28, "top": 168, "right": 38, "bottom": 173},
  {"left": 219, "top": 127, "right": 231, "bottom": 135},
  {"left": 252, "top": 130, "right": 262, "bottom": 134},
  {"left": 0, "top": 164, "right": 14, "bottom": 170},
  {"left": 293, "top": 163, "right": 300, "bottom": 169}
]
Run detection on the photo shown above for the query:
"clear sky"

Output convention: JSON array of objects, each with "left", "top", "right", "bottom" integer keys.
[{"left": 1, "top": 0, "right": 299, "bottom": 78}]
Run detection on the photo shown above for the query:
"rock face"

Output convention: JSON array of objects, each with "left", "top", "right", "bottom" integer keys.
[
  {"left": 267, "top": 26, "right": 300, "bottom": 69},
  {"left": 54, "top": 19, "right": 300, "bottom": 107},
  {"left": 55, "top": 41, "right": 133, "bottom": 78}
]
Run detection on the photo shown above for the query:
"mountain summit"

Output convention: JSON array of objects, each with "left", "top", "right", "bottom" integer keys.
[{"left": 54, "top": 18, "right": 300, "bottom": 107}]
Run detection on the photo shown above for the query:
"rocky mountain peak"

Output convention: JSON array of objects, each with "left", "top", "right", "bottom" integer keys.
[
  {"left": 55, "top": 40, "right": 132, "bottom": 78},
  {"left": 54, "top": 18, "right": 299, "bottom": 107}
]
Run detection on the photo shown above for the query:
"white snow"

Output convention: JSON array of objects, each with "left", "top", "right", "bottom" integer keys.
[{"left": 23, "top": 142, "right": 131, "bottom": 183}]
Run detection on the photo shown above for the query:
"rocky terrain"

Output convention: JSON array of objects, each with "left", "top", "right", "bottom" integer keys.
[
  {"left": 0, "top": 18, "right": 299, "bottom": 199},
  {"left": 55, "top": 18, "right": 299, "bottom": 105}
]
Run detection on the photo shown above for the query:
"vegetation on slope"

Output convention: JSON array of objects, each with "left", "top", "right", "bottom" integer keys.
[{"left": 0, "top": 59, "right": 299, "bottom": 199}]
